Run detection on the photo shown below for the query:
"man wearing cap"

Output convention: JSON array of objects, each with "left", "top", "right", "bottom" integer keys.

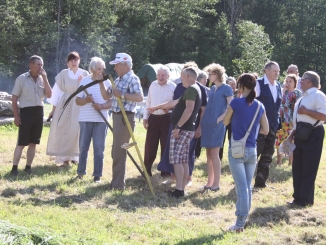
[{"left": 99, "top": 53, "right": 143, "bottom": 190}]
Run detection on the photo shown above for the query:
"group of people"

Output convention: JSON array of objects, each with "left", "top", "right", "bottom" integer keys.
[{"left": 10, "top": 53, "right": 326, "bottom": 232}]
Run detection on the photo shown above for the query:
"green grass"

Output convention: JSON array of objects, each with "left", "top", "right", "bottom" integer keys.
[{"left": 0, "top": 115, "right": 326, "bottom": 244}]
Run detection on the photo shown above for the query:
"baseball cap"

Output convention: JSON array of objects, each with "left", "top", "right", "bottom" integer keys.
[{"left": 109, "top": 53, "right": 132, "bottom": 65}]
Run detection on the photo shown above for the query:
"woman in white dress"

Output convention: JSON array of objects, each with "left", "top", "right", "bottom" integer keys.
[{"left": 46, "top": 51, "right": 89, "bottom": 167}]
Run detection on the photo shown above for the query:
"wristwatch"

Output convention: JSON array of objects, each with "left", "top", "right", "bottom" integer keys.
[
  {"left": 175, "top": 125, "right": 181, "bottom": 129},
  {"left": 121, "top": 92, "right": 125, "bottom": 99}
]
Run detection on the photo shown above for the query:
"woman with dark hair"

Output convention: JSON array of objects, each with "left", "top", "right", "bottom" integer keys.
[
  {"left": 223, "top": 73, "right": 269, "bottom": 232},
  {"left": 46, "top": 51, "right": 89, "bottom": 167},
  {"left": 276, "top": 74, "right": 302, "bottom": 165}
]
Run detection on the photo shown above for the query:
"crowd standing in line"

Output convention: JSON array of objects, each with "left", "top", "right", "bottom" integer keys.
[
  {"left": 9, "top": 53, "right": 326, "bottom": 232},
  {"left": 46, "top": 51, "right": 89, "bottom": 167}
]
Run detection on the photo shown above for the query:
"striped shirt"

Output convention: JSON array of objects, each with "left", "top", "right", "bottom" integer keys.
[
  {"left": 107, "top": 71, "right": 143, "bottom": 113},
  {"left": 77, "top": 75, "right": 111, "bottom": 122}
]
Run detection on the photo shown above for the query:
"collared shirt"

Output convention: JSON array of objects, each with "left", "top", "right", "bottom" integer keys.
[
  {"left": 255, "top": 75, "right": 278, "bottom": 102},
  {"left": 11, "top": 71, "right": 46, "bottom": 108},
  {"left": 296, "top": 77, "right": 302, "bottom": 91},
  {"left": 292, "top": 87, "right": 326, "bottom": 129},
  {"left": 143, "top": 80, "right": 176, "bottom": 119},
  {"left": 108, "top": 71, "right": 143, "bottom": 113}
]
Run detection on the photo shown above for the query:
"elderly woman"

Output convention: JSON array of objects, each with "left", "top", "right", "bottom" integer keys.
[
  {"left": 200, "top": 63, "right": 233, "bottom": 191},
  {"left": 223, "top": 73, "right": 269, "bottom": 232},
  {"left": 46, "top": 52, "right": 89, "bottom": 167},
  {"left": 276, "top": 74, "right": 302, "bottom": 165},
  {"left": 75, "top": 57, "right": 112, "bottom": 182}
]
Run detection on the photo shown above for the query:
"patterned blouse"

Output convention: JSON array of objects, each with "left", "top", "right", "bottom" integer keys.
[{"left": 279, "top": 89, "right": 302, "bottom": 123}]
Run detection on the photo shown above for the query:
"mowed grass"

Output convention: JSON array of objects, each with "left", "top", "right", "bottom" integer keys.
[{"left": 0, "top": 107, "right": 326, "bottom": 244}]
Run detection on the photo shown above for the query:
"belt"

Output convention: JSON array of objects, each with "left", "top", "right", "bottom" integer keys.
[
  {"left": 150, "top": 113, "right": 171, "bottom": 117},
  {"left": 112, "top": 111, "right": 134, "bottom": 115}
]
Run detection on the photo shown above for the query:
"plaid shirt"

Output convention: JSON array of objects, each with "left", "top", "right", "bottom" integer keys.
[{"left": 108, "top": 70, "right": 143, "bottom": 113}]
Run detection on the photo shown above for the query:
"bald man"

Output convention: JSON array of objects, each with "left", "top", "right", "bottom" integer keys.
[{"left": 287, "top": 64, "right": 302, "bottom": 90}]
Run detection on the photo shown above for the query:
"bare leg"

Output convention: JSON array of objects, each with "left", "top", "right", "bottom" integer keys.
[
  {"left": 211, "top": 147, "right": 221, "bottom": 189},
  {"left": 182, "top": 163, "right": 189, "bottom": 190},
  {"left": 206, "top": 148, "right": 214, "bottom": 187},
  {"left": 26, "top": 143, "right": 36, "bottom": 166},
  {"left": 277, "top": 148, "right": 282, "bottom": 165},
  {"left": 174, "top": 164, "right": 184, "bottom": 190},
  {"left": 13, "top": 145, "right": 25, "bottom": 165}
]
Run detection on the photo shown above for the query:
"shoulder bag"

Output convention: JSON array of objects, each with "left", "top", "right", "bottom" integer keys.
[{"left": 231, "top": 103, "right": 261, "bottom": 158}]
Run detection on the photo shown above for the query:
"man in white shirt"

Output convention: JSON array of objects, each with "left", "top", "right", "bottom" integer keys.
[
  {"left": 287, "top": 71, "right": 326, "bottom": 207},
  {"left": 143, "top": 65, "right": 176, "bottom": 177},
  {"left": 287, "top": 64, "right": 302, "bottom": 90},
  {"left": 254, "top": 61, "right": 282, "bottom": 188}
]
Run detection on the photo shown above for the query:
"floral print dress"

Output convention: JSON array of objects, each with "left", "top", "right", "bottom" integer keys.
[{"left": 276, "top": 89, "right": 302, "bottom": 148}]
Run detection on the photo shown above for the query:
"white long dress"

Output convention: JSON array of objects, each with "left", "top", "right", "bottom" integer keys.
[{"left": 46, "top": 68, "right": 89, "bottom": 164}]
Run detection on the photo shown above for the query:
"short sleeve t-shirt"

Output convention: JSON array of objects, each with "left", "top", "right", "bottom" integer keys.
[
  {"left": 171, "top": 83, "right": 202, "bottom": 131},
  {"left": 230, "top": 98, "right": 265, "bottom": 148}
]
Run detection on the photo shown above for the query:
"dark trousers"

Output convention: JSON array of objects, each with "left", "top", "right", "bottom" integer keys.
[
  {"left": 254, "top": 129, "right": 276, "bottom": 187},
  {"left": 144, "top": 114, "right": 171, "bottom": 176},
  {"left": 292, "top": 126, "right": 324, "bottom": 206}
]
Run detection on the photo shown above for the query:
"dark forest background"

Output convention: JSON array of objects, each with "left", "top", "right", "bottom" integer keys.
[{"left": 1, "top": 0, "right": 325, "bottom": 92}]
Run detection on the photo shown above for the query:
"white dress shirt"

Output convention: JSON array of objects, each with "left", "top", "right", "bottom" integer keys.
[
  {"left": 143, "top": 80, "right": 176, "bottom": 119},
  {"left": 292, "top": 87, "right": 326, "bottom": 129},
  {"left": 255, "top": 74, "right": 278, "bottom": 102}
]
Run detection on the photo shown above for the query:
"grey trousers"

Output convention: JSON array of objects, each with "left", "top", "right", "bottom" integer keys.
[{"left": 111, "top": 113, "right": 135, "bottom": 189}]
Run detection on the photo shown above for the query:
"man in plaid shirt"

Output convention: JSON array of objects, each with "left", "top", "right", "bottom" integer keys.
[{"left": 99, "top": 53, "right": 143, "bottom": 190}]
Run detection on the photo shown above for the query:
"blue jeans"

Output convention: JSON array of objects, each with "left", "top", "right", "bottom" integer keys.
[
  {"left": 77, "top": 122, "right": 107, "bottom": 177},
  {"left": 228, "top": 147, "right": 257, "bottom": 228}
]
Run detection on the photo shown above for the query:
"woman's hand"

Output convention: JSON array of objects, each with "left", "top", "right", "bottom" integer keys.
[{"left": 217, "top": 115, "right": 224, "bottom": 124}]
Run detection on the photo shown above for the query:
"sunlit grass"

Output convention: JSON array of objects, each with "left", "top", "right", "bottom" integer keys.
[{"left": 0, "top": 111, "right": 326, "bottom": 244}]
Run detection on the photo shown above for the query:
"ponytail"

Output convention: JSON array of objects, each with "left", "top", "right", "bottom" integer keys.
[{"left": 246, "top": 89, "right": 256, "bottom": 104}]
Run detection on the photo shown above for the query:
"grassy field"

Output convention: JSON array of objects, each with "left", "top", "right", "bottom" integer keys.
[{"left": 0, "top": 106, "right": 326, "bottom": 244}]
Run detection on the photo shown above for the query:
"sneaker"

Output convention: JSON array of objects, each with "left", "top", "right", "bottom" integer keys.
[
  {"left": 161, "top": 179, "right": 176, "bottom": 185},
  {"left": 167, "top": 189, "right": 184, "bottom": 198},
  {"left": 186, "top": 180, "right": 193, "bottom": 187},
  {"left": 228, "top": 225, "right": 244, "bottom": 233},
  {"left": 93, "top": 176, "right": 101, "bottom": 183},
  {"left": 199, "top": 185, "right": 212, "bottom": 192},
  {"left": 10, "top": 169, "right": 18, "bottom": 176}
]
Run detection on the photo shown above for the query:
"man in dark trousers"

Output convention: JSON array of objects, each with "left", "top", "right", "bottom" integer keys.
[
  {"left": 254, "top": 61, "right": 282, "bottom": 188},
  {"left": 287, "top": 71, "right": 326, "bottom": 207}
]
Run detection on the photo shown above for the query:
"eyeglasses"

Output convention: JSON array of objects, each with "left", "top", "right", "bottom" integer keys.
[{"left": 301, "top": 77, "right": 309, "bottom": 82}]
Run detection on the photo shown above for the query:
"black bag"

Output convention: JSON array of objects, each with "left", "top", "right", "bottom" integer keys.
[{"left": 295, "top": 122, "right": 315, "bottom": 140}]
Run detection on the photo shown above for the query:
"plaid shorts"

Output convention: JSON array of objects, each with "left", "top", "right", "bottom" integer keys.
[{"left": 169, "top": 130, "right": 195, "bottom": 165}]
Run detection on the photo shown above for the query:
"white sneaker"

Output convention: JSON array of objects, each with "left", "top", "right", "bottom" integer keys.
[
  {"left": 186, "top": 180, "right": 193, "bottom": 187},
  {"left": 161, "top": 179, "right": 176, "bottom": 185},
  {"left": 228, "top": 225, "right": 244, "bottom": 233}
]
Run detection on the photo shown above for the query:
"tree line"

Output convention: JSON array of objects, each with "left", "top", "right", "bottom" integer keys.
[{"left": 0, "top": 0, "right": 325, "bottom": 92}]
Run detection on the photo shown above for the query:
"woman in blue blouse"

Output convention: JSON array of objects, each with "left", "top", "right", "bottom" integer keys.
[{"left": 223, "top": 73, "right": 269, "bottom": 232}]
